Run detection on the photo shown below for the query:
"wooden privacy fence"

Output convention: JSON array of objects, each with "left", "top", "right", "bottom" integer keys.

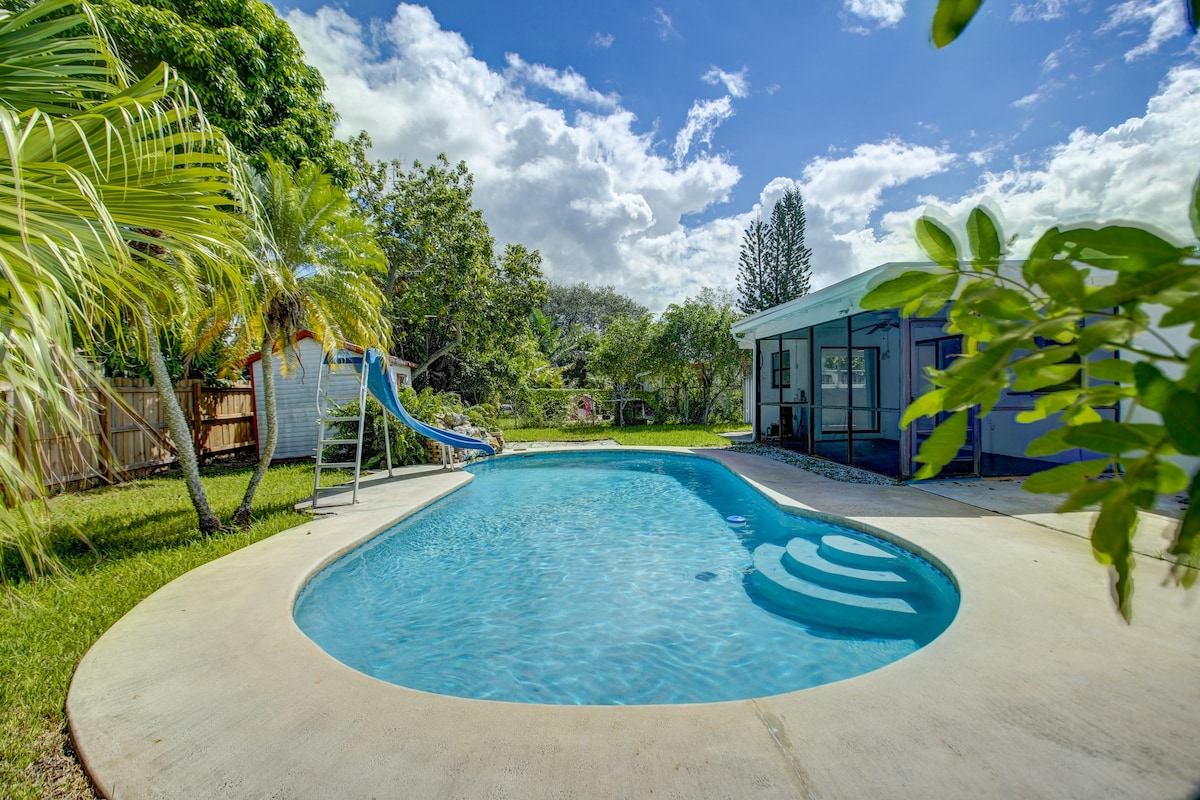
[{"left": 15, "top": 378, "right": 256, "bottom": 490}]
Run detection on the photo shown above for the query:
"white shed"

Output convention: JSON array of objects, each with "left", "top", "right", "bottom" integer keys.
[{"left": 247, "top": 331, "right": 414, "bottom": 462}]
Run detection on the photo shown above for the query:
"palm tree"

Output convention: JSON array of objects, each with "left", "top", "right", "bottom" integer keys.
[
  {"left": 232, "top": 155, "right": 388, "bottom": 527},
  {"left": 0, "top": 0, "right": 255, "bottom": 571}
]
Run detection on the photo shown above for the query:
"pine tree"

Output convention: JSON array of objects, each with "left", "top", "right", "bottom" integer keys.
[
  {"left": 736, "top": 217, "right": 768, "bottom": 314},
  {"left": 736, "top": 189, "right": 813, "bottom": 313},
  {"left": 769, "top": 189, "right": 812, "bottom": 303}
]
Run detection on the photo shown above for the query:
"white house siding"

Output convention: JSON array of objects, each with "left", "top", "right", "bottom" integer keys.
[{"left": 250, "top": 337, "right": 413, "bottom": 462}]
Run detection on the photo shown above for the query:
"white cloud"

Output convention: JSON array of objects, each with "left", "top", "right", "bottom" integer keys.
[
  {"left": 814, "top": 65, "right": 1200, "bottom": 283},
  {"left": 286, "top": 4, "right": 740, "bottom": 313},
  {"left": 673, "top": 96, "right": 735, "bottom": 166},
  {"left": 1011, "top": 1, "right": 1073, "bottom": 23},
  {"left": 842, "top": 0, "right": 907, "bottom": 28},
  {"left": 505, "top": 54, "right": 619, "bottom": 109},
  {"left": 800, "top": 139, "right": 956, "bottom": 229},
  {"left": 592, "top": 32, "right": 615, "bottom": 48},
  {"left": 1100, "top": 0, "right": 1189, "bottom": 62},
  {"left": 702, "top": 66, "right": 749, "bottom": 98},
  {"left": 653, "top": 7, "right": 678, "bottom": 40}
]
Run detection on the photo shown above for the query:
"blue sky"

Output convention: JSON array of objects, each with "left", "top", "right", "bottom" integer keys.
[{"left": 275, "top": 0, "right": 1200, "bottom": 312}]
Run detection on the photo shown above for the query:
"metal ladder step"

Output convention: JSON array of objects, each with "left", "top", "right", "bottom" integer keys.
[
  {"left": 319, "top": 438, "right": 358, "bottom": 446},
  {"left": 316, "top": 461, "right": 357, "bottom": 469}
]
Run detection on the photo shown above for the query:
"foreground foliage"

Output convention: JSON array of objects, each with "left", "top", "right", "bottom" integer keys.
[
  {"left": 862, "top": 200, "right": 1200, "bottom": 620},
  {"left": 902, "top": 0, "right": 1200, "bottom": 620},
  {"left": 0, "top": 464, "right": 332, "bottom": 800}
]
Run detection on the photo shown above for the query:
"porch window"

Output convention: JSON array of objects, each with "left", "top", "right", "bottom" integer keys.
[
  {"left": 819, "top": 347, "right": 879, "bottom": 433},
  {"left": 771, "top": 351, "right": 791, "bottom": 388}
]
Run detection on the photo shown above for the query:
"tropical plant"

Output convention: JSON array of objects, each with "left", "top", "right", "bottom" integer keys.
[
  {"left": 861, "top": 202, "right": 1200, "bottom": 620},
  {"left": 871, "top": 0, "right": 1200, "bottom": 620},
  {"left": 232, "top": 155, "right": 388, "bottom": 527},
  {"left": 0, "top": 0, "right": 256, "bottom": 565}
]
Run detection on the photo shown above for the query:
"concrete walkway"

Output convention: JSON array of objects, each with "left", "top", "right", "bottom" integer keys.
[{"left": 67, "top": 448, "right": 1200, "bottom": 799}]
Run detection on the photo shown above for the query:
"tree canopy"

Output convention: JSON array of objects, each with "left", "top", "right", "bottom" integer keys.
[
  {"left": 543, "top": 281, "right": 648, "bottom": 335},
  {"left": 85, "top": 0, "right": 348, "bottom": 180}
]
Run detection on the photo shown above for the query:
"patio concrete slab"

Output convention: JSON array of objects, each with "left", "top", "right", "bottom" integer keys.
[{"left": 67, "top": 448, "right": 1200, "bottom": 800}]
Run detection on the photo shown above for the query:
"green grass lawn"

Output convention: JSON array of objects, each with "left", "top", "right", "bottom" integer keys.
[
  {"left": 0, "top": 463, "right": 338, "bottom": 800},
  {"left": 503, "top": 422, "right": 750, "bottom": 448}
]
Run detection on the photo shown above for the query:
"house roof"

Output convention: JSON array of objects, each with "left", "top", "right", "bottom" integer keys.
[
  {"left": 730, "top": 262, "right": 933, "bottom": 346},
  {"left": 244, "top": 330, "right": 417, "bottom": 369}
]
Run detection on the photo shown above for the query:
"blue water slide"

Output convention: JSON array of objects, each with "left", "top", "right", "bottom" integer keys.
[{"left": 362, "top": 349, "right": 496, "bottom": 455}]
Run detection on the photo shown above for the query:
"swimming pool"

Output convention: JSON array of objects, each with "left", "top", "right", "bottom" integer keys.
[{"left": 294, "top": 451, "right": 958, "bottom": 705}]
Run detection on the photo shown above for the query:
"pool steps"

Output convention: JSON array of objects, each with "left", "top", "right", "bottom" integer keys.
[{"left": 747, "top": 534, "right": 941, "bottom": 638}]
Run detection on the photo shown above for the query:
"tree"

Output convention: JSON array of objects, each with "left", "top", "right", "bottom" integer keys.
[
  {"left": 769, "top": 189, "right": 813, "bottom": 302},
  {"left": 736, "top": 218, "right": 769, "bottom": 314},
  {"left": 0, "top": 0, "right": 256, "bottom": 564},
  {"left": 232, "top": 155, "right": 388, "bottom": 527},
  {"left": 592, "top": 313, "right": 657, "bottom": 395},
  {"left": 348, "top": 136, "right": 547, "bottom": 398},
  {"left": 737, "top": 189, "right": 812, "bottom": 313},
  {"left": 81, "top": 0, "right": 349, "bottom": 180},
  {"left": 542, "top": 282, "right": 648, "bottom": 336},
  {"left": 652, "top": 289, "right": 747, "bottom": 424}
]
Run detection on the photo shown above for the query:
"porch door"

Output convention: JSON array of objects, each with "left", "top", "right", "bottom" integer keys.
[{"left": 911, "top": 334, "right": 978, "bottom": 475}]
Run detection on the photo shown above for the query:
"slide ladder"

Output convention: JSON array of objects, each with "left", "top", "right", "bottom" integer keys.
[
  {"left": 312, "top": 348, "right": 494, "bottom": 507},
  {"left": 311, "top": 350, "right": 393, "bottom": 509}
]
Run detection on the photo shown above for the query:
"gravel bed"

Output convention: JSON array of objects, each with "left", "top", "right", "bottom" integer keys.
[{"left": 729, "top": 443, "right": 903, "bottom": 485}]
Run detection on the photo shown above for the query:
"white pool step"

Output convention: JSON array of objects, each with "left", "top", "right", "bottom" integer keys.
[
  {"left": 782, "top": 537, "right": 915, "bottom": 595},
  {"left": 818, "top": 534, "right": 900, "bottom": 570},
  {"left": 747, "top": 543, "right": 921, "bottom": 637}
]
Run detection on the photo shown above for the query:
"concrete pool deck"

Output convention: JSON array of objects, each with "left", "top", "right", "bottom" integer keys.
[{"left": 66, "top": 447, "right": 1200, "bottom": 799}]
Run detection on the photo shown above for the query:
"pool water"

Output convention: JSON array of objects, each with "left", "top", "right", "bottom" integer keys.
[{"left": 294, "top": 452, "right": 958, "bottom": 705}]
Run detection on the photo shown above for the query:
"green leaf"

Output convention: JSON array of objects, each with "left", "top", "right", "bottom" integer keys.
[
  {"left": 901, "top": 388, "right": 948, "bottom": 428},
  {"left": 1012, "top": 363, "right": 1081, "bottom": 392},
  {"left": 913, "top": 410, "right": 969, "bottom": 480},
  {"left": 948, "top": 312, "right": 1000, "bottom": 342},
  {"left": 1191, "top": 170, "right": 1200, "bottom": 241},
  {"left": 1085, "top": 357, "right": 1134, "bottom": 384},
  {"left": 1133, "top": 361, "right": 1176, "bottom": 412},
  {"left": 1087, "top": 263, "right": 1199, "bottom": 309},
  {"left": 1077, "top": 319, "right": 1136, "bottom": 356},
  {"left": 1163, "top": 390, "right": 1200, "bottom": 454},
  {"left": 1153, "top": 460, "right": 1191, "bottom": 494},
  {"left": 861, "top": 271, "right": 942, "bottom": 311},
  {"left": 915, "top": 216, "right": 959, "bottom": 267},
  {"left": 941, "top": 339, "right": 1018, "bottom": 409},
  {"left": 917, "top": 274, "right": 961, "bottom": 317},
  {"left": 1029, "top": 258, "right": 1086, "bottom": 305},
  {"left": 966, "top": 285, "right": 1039, "bottom": 321},
  {"left": 1092, "top": 494, "right": 1137, "bottom": 622},
  {"left": 1159, "top": 295, "right": 1200, "bottom": 329},
  {"left": 1061, "top": 421, "right": 1159, "bottom": 454},
  {"left": 1016, "top": 390, "right": 1080, "bottom": 424},
  {"left": 1058, "top": 478, "right": 1123, "bottom": 512},
  {"left": 1025, "top": 426, "right": 1073, "bottom": 457},
  {"left": 966, "top": 206, "right": 1001, "bottom": 271},
  {"left": 1168, "top": 472, "right": 1200, "bottom": 588},
  {"left": 1056, "top": 226, "right": 1184, "bottom": 273},
  {"left": 931, "top": 0, "right": 984, "bottom": 47},
  {"left": 1023, "top": 458, "right": 1113, "bottom": 494}
]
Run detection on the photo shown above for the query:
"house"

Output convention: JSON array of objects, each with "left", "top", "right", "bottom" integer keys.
[
  {"left": 730, "top": 262, "right": 1122, "bottom": 481},
  {"left": 246, "top": 331, "right": 415, "bottom": 462}
]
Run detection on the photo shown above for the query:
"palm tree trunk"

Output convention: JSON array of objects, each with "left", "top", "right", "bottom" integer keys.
[
  {"left": 139, "top": 303, "right": 221, "bottom": 534},
  {"left": 233, "top": 331, "right": 276, "bottom": 527}
]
